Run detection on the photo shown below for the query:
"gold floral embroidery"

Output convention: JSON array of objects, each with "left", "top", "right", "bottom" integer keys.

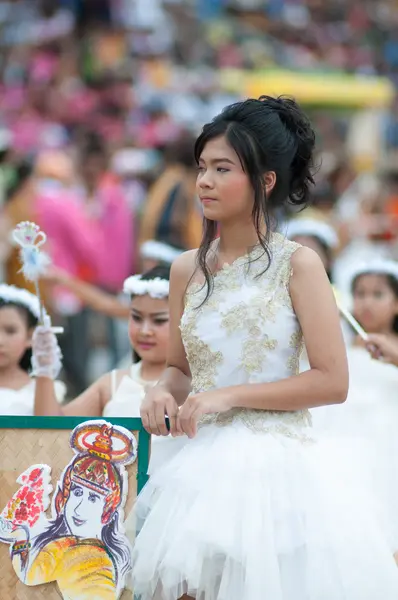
[
  {"left": 287, "top": 328, "right": 304, "bottom": 374},
  {"left": 181, "top": 233, "right": 305, "bottom": 415},
  {"left": 220, "top": 293, "right": 279, "bottom": 375},
  {"left": 199, "top": 408, "right": 314, "bottom": 444},
  {"left": 241, "top": 335, "right": 278, "bottom": 374},
  {"left": 180, "top": 315, "right": 223, "bottom": 393}
]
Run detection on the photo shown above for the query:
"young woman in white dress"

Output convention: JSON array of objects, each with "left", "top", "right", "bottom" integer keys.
[
  {"left": 0, "top": 284, "right": 65, "bottom": 415},
  {"left": 32, "top": 266, "right": 170, "bottom": 420},
  {"left": 127, "top": 96, "right": 398, "bottom": 600},
  {"left": 311, "top": 259, "right": 398, "bottom": 555},
  {"left": 32, "top": 265, "right": 187, "bottom": 472}
]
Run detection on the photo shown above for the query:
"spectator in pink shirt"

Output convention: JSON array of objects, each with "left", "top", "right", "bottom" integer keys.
[
  {"left": 77, "top": 135, "right": 134, "bottom": 369},
  {"left": 34, "top": 150, "right": 103, "bottom": 394}
]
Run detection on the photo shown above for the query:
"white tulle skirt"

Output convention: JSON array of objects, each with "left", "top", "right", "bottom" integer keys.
[
  {"left": 311, "top": 347, "right": 398, "bottom": 550},
  {"left": 127, "top": 416, "right": 398, "bottom": 600}
]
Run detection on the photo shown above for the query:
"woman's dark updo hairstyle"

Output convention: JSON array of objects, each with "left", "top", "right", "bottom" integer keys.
[
  {"left": 194, "top": 95, "right": 316, "bottom": 302},
  {"left": 352, "top": 272, "right": 398, "bottom": 334},
  {"left": 0, "top": 300, "right": 38, "bottom": 371},
  {"left": 130, "top": 264, "right": 170, "bottom": 363}
]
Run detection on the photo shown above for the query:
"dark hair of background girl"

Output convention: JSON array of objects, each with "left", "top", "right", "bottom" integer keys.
[
  {"left": 306, "top": 236, "right": 333, "bottom": 282},
  {"left": 352, "top": 273, "right": 398, "bottom": 333},
  {"left": 194, "top": 95, "right": 316, "bottom": 304},
  {"left": 0, "top": 300, "right": 38, "bottom": 371},
  {"left": 129, "top": 264, "right": 171, "bottom": 363}
]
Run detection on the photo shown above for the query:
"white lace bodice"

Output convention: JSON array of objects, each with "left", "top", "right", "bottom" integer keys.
[{"left": 180, "top": 233, "right": 311, "bottom": 436}]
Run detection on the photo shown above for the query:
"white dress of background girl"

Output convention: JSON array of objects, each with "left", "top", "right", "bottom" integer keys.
[
  {"left": 0, "top": 284, "right": 65, "bottom": 415},
  {"left": 310, "top": 260, "right": 398, "bottom": 551}
]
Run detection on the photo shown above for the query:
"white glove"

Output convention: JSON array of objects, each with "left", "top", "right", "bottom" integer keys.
[{"left": 31, "top": 325, "right": 63, "bottom": 380}]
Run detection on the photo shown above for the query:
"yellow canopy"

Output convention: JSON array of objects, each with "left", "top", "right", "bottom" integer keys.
[{"left": 221, "top": 69, "right": 394, "bottom": 109}]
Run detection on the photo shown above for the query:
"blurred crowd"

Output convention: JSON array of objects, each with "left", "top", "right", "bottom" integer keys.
[{"left": 2, "top": 0, "right": 398, "bottom": 396}]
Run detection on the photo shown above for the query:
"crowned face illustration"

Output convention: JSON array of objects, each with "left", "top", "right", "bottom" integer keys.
[{"left": 0, "top": 420, "right": 137, "bottom": 600}]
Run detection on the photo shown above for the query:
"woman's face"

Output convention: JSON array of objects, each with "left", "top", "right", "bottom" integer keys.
[
  {"left": 64, "top": 482, "right": 106, "bottom": 539},
  {"left": 353, "top": 274, "right": 398, "bottom": 334},
  {"left": 0, "top": 307, "right": 32, "bottom": 370},
  {"left": 196, "top": 135, "right": 254, "bottom": 224},
  {"left": 128, "top": 295, "right": 169, "bottom": 364}
]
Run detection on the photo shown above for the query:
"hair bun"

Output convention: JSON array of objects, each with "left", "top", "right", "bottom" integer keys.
[{"left": 258, "top": 95, "right": 316, "bottom": 205}]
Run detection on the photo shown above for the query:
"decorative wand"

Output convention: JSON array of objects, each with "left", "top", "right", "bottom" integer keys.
[
  {"left": 332, "top": 286, "right": 368, "bottom": 342},
  {"left": 12, "top": 221, "right": 63, "bottom": 333}
]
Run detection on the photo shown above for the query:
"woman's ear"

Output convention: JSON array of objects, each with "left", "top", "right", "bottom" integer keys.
[{"left": 263, "top": 171, "right": 276, "bottom": 196}]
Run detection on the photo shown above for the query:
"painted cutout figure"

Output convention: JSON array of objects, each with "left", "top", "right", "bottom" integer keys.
[{"left": 0, "top": 420, "right": 137, "bottom": 599}]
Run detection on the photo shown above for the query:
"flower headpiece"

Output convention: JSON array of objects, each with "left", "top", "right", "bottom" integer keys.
[
  {"left": 349, "top": 259, "right": 398, "bottom": 285},
  {"left": 123, "top": 275, "right": 169, "bottom": 299},
  {"left": 140, "top": 240, "right": 183, "bottom": 265},
  {"left": 286, "top": 218, "right": 339, "bottom": 250},
  {"left": 0, "top": 284, "right": 41, "bottom": 320}
]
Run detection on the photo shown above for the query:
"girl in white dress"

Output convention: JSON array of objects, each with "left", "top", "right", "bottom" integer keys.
[
  {"left": 0, "top": 284, "right": 65, "bottom": 415},
  {"left": 32, "top": 265, "right": 170, "bottom": 419},
  {"left": 128, "top": 96, "right": 398, "bottom": 600},
  {"left": 32, "top": 264, "right": 186, "bottom": 473},
  {"left": 311, "top": 259, "right": 398, "bottom": 553}
]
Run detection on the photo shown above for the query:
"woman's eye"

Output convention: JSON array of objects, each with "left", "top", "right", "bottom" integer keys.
[
  {"left": 217, "top": 167, "right": 229, "bottom": 173},
  {"left": 132, "top": 315, "right": 141, "bottom": 322},
  {"left": 154, "top": 319, "right": 169, "bottom": 325},
  {"left": 4, "top": 327, "right": 17, "bottom": 335}
]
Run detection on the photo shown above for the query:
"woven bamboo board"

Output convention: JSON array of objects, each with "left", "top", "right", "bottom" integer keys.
[{"left": 0, "top": 427, "right": 140, "bottom": 599}]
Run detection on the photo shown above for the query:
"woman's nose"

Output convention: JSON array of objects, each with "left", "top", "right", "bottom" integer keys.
[
  {"left": 141, "top": 320, "right": 153, "bottom": 335},
  {"left": 198, "top": 170, "right": 214, "bottom": 189}
]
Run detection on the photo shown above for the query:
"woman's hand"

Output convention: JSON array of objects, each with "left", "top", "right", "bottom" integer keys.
[
  {"left": 366, "top": 334, "right": 398, "bottom": 367},
  {"left": 140, "top": 386, "right": 180, "bottom": 437},
  {"left": 178, "top": 388, "right": 234, "bottom": 438}
]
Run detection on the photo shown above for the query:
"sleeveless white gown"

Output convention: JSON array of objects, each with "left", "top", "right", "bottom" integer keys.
[
  {"left": 311, "top": 345, "right": 398, "bottom": 550},
  {"left": 127, "top": 233, "right": 398, "bottom": 600}
]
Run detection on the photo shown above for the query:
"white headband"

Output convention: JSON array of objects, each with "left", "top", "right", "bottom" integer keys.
[
  {"left": 123, "top": 275, "right": 169, "bottom": 299},
  {"left": 286, "top": 219, "right": 339, "bottom": 249},
  {"left": 349, "top": 260, "right": 398, "bottom": 284},
  {"left": 140, "top": 240, "right": 183, "bottom": 265},
  {"left": 0, "top": 284, "right": 41, "bottom": 319}
]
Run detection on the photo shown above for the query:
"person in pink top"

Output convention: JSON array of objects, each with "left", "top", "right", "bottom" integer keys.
[
  {"left": 33, "top": 150, "right": 104, "bottom": 395},
  {"left": 77, "top": 135, "right": 134, "bottom": 370},
  {"left": 78, "top": 136, "right": 134, "bottom": 293}
]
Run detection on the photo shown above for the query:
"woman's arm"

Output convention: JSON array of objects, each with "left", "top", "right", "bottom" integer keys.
[
  {"left": 140, "top": 252, "right": 194, "bottom": 435},
  {"left": 43, "top": 268, "right": 130, "bottom": 319},
  {"left": 178, "top": 247, "right": 348, "bottom": 436},
  {"left": 34, "top": 374, "right": 111, "bottom": 417},
  {"left": 156, "top": 252, "right": 194, "bottom": 402}
]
